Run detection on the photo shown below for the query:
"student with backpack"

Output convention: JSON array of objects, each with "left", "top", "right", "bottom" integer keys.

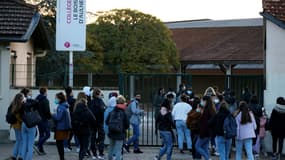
[
  {"left": 235, "top": 101, "right": 257, "bottom": 160},
  {"left": 123, "top": 94, "right": 144, "bottom": 154},
  {"left": 209, "top": 102, "right": 234, "bottom": 160},
  {"left": 6, "top": 93, "right": 25, "bottom": 160},
  {"left": 106, "top": 95, "right": 129, "bottom": 160}
]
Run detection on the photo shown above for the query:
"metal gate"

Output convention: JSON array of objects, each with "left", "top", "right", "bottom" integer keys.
[{"left": 119, "top": 73, "right": 192, "bottom": 146}]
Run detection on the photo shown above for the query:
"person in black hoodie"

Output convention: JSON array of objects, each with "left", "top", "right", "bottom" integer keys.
[
  {"left": 106, "top": 95, "right": 129, "bottom": 160},
  {"left": 89, "top": 88, "right": 106, "bottom": 159},
  {"left": 35, "top": 87, "right": 51, "bottom": 155},
  {"left": 154, "top": 102, "right": 175, "bottom": 160},
  {"left": 73, "top": 92, "right": 96, "bottom": 160},
  {"left": 210, "top": 102, "right": 231, "bottom": 160},
  {"left": 269, "top": 97, "right": 285, "bottom": 160}
]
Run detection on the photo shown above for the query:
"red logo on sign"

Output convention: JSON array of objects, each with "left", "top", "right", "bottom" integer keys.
[{"left": 64, "top": 42, "right": 71, "bottom": 48}]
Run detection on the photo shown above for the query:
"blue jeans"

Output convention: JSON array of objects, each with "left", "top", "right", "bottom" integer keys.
[
  {"left": 236, "top": 138, "right": 254, "bottom": 160},
  {"left": 37, "top": 119, "right": 50, "bottom": 151},
  {"left": 217, "top": 136, "right": 232, "bottom": 160},
  {"left": 157, "top": 131, "right": 173, "bottom": 160},
  {"left": 175, "top": 120, "right": 192, "bottom": 150},
  {"left": 108, "top": 139, "right": 123, "bottom": 160},
  {"left": 126, "top": 123, "right": 140, "bottom": 150},
  {"left": 195, "top": 137, "right": 210, "bottom": 160},
  {"left": 12, "top": 128, "right": 23, "bottom": 158},
  {"left": 21, "top": 123, "right": 36, "bottom": 160}
]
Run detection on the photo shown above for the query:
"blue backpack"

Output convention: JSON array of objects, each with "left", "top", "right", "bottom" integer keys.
[{"left": 223, "top": 114, "right": 237, "bottom": 139}]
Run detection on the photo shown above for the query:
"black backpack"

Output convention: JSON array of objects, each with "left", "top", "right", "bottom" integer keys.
[
  {"left": 6, "top": 105, "right": 17, "bottom": 124},
  {"left": 108, "top": 110, "right": 124, "bottom": 133},
  {"left": 223, "top": 114, "right": 237, "bottom": 139}
]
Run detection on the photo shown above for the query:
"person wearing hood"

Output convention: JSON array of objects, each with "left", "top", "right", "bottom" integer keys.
[
  {"left": 52, "top": 92, "right": 72, "bottom": 160},
  {"left": 83, "top": 86, "right": 92, "bottom": 105},
  {"left": 269, "top": 97, "right": 285, "bottom": 160},
  {"left": 106, "top": 95, "right": 129, "bottom": 160},
  {"left": 104, "top": 95, "right": 118, "bottom": 136},
  {"left": 35, "top": 87, "right": 52, "bottom": 155}
]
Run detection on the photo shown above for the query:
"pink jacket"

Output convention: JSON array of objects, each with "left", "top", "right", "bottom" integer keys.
[{"left": 235, "top": 112, "right": 257, "bottom": 140}]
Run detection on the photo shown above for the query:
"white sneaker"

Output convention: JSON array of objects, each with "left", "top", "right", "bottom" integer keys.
[
  {"left": 92, "top": 156, "right": 97, "bottom": 160},
  {"left": 153, "top": 156, "right": 158, "bottom": 160},
  {"left": 64, "top": 147, "right": 71, "bottom": 152},
  {"left": 98, "top": 155, "right": 104, "bottom": 160}
]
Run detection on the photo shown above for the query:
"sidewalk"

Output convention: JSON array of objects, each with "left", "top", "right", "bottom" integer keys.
[{"left": 0, "top": 143, "right": 269, "bottom": 160}]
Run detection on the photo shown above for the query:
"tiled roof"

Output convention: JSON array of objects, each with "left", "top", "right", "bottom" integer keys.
[
  {"left": 0, "top": 0, "right": 38, "bottom": 42},
  {"left": 170, "top": 26, "right": 263, "bottom": 64},
  {"left": 263, "top": 0, "right": 285, "bottom": 22}
]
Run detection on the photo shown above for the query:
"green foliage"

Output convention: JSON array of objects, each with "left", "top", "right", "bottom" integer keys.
[{"left": 92, "top": 9, "right": 180, "bottom": 73}]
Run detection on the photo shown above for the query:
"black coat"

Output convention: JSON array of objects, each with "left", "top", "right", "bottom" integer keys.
[
  {"left": 89, "top": 97, "right": 105, "bottom": 126},
  {"left": 36, "top": 94, "right": 51, "bottom": 120},
  {"left": 72, "top": 102, "right": 96, "bottom": 135},
  {"left": 209, "top": 109, "right": 230, "bottom": 136},
  {"left": 155, "top": 112, "right": 175, "bottom": 132},
  {"left": 269, "top": 105, "right": 285, "bottom": 137},
  {"left": 106, "top": 107, "right": 129, "bottom": 140}
]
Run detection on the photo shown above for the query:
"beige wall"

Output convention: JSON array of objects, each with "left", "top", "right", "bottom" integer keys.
[{"left": 10, "top": 40, "right": 36, "bottom": 87}]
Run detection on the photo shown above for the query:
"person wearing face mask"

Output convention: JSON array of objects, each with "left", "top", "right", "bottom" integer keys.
[
  {"left": 52, "top": 92, "right": 72, "bottom": 160},
  {"left": 186, "top": 97, "right": 202, "bottom": 160},
  {"left": 123, "top": 94, "right": 144, "bottom": 154},
  {"left": 195, "top": 96, "right": 216, "bottom": 160}
]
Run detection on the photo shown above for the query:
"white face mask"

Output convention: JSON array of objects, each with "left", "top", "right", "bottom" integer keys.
[
  {"left": 22, "top": 97, "right": 27, "bottom": 103},
  {"left": 196, "top": 108, "right": 201, "bottom": 113},
  {"left": 214, "top": 99, "right": 219, "bottom": 104},
  {"left": 27, "top": 95, "right": 32, "bottom": 99}
]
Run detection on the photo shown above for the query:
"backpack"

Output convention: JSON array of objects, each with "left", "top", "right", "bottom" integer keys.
[
  {"left": 223, "top": 114, "right": 237, "bottom": 139},
  {"left": 125, "top": 100, "right": 134, "bottom": 120},
  {"left": 6, "top": 106, "right": 17, "bottom": 124},
  {"left": 108, "top": 110, "right": 124, "bottom": 133}
]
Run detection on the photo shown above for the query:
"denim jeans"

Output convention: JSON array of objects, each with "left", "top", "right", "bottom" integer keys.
[
  {"left": 217, "top": 136, "right": 232, "bottom": 160},
  {"left": 108, "top": 139, "right": 123, "bottom": 160},
  {"left": 157, "top": 131, "right": 173, "bottom": 160},
  {"left": 236, "top": 138, "right": 254, "bottom": 160},
  {"left": 126, "top": 123, "right": 140, "bottom": 150},
  {"left": 21, "top": 123, "right": 36, "bottom": 160},
  {"left": 191, "top": 133, "right": 201, "bottom": 159},
  {"left": 175, "top": 120, "right": 192, "bottom": 150},
  {"left": 195, "top": 137, "right": 210, "bottom": 160},
  {"left": 37, "top": 119, "right": 50, "bottom": 151},
  {"left": 12, "top": 128, "right": 23, "bottom": 158}
]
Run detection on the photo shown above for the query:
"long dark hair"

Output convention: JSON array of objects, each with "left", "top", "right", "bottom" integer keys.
[
  {"left": 11, "top": 93, "right": 24, "bottom": 113},
  {"left": 239, "top": 101, "right": 252, "bottom": 124},
  {"left": 202, "top": 96, "right": 216, "bottom": 115}
]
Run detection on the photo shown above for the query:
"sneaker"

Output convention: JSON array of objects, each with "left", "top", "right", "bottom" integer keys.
[
  {"left": 211, "top": 151, "right": 220, "bottom": 156},
  {"left": 33, "top": 145, "right": 40, "bottom": 154},
  {"left": 5, "top": 157, "right": 16, "bottom": 160},
  {"left": 133, "top": 149, "right": 143, "bottom": 154},
  {"left": 38, "top": 150, "right": 46, "bottom": 155},
  {"left": 76, "top": 148, "right": 80, "bottom": 153},
  {"left": 153, "top": 156, "right": 159, "bottom": 160},
  {"left": 64, "top": 147, "right": 71, "bottom": 152},
  {"left": 123, "top": 144, "right": 130, "bottom": 153},
  {"left": 97, "top": 155, "right": 104, "bottom": 160},
  {"left": 92, "top": 156, "right": 97, "bottom": 160},
  {"left": 254, "top": 154, "right": 259, "bottom": 160},
  {"left": 272, "top": 153, "right": 278, "bottom": 160},
  {"left": 180, "top": 150, "right": 184, "bottom": 154}
]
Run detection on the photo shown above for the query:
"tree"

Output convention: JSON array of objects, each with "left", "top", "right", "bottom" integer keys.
[{"left": 92, "top": 9, "right": 180, "bottom": 73}]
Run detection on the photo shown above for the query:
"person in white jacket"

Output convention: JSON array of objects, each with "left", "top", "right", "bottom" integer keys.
[
  {"left": 172, "top": 94, "right": 192, "bottom": 153},
  {"left": 235, "top": 101, "right": 257, "bottom": 160}
]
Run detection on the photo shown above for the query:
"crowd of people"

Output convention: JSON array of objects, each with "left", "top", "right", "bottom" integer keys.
[{"left": 4, "top": 85, "right": 285, "bottom": 160}]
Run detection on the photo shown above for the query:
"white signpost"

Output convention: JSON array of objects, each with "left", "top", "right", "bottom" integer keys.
[{"left": 56, "top": 0, "right": 86, "bottom": 87}]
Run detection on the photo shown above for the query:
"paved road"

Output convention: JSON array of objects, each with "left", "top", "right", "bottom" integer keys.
[{"left": 0, "top": 143, "right": 271, "bottom": 160}]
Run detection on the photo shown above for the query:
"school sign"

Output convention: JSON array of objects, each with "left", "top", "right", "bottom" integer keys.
[{"left": 56, "top": 0, "right": 86, "bottom": 51}]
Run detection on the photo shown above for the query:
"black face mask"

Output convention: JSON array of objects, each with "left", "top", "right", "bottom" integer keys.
[{"left": 136, "top": 98, "right": 141, "bottom": 102}]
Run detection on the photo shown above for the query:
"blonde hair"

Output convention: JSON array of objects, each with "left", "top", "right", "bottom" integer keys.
[
  {"left": 116, "top": 95, "right": 126, "bottom": 104},
  {"left": 73, "top": 92, "right": 87, "bottom": 112},
  {"left": 204, "top": 87, "right": 216, "bottom": 96}
]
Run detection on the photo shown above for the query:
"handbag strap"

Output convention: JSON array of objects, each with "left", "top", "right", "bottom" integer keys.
[{"left": 87, "top": 107, "right": 96, "bottom": 122}]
